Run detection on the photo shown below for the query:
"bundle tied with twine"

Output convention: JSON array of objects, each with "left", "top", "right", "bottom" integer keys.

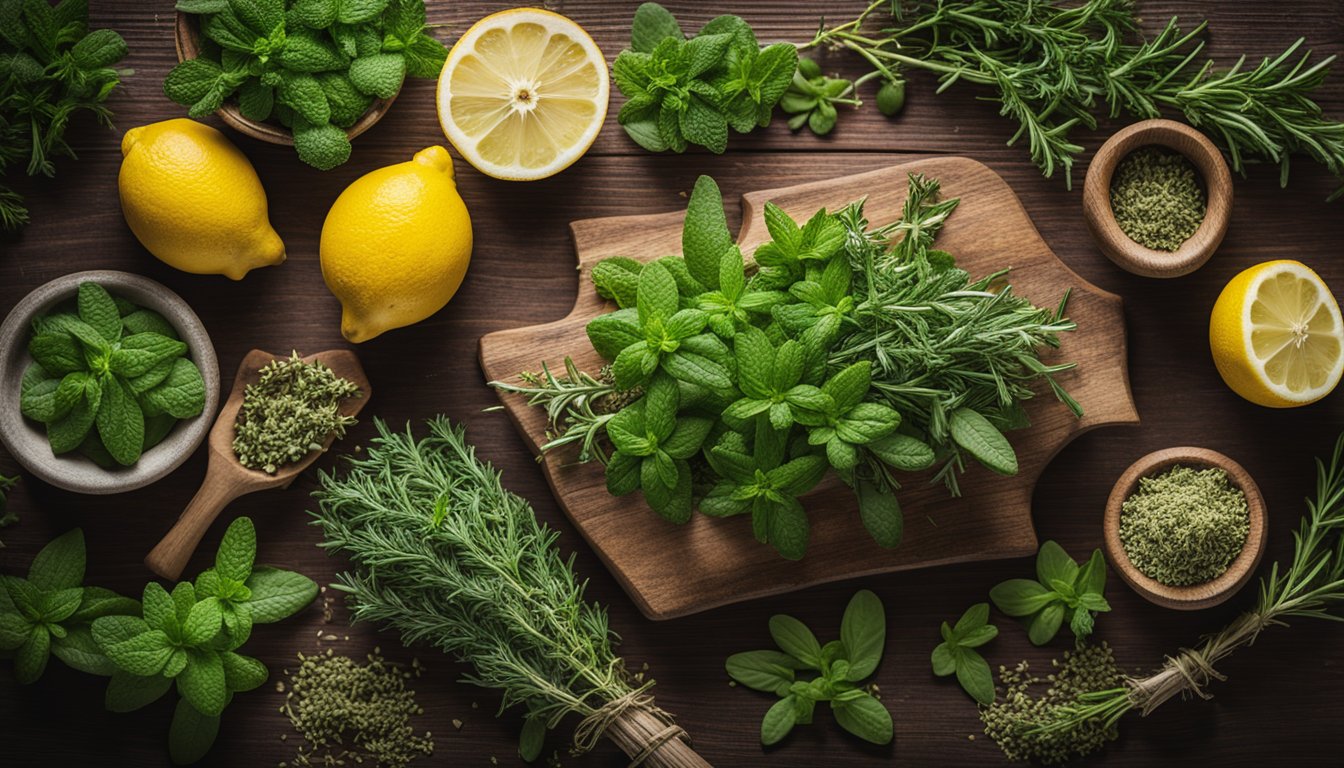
[
  {"left": 310, "top": 417, "right": 709, "bottom": 768},
  {"left": 1043, "top": 433, "right": 1344, "bottom": 736}
]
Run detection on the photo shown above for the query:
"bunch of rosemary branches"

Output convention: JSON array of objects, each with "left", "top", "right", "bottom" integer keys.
[
  {"left": 310, "top": 418, "right": 699, "bottom": 765},
  {"left": 806, "top": 0, "right": 1344, "bottom": 194},
  {"left": 1028, "top": 433, "right": 1344, "bottom": 747}
]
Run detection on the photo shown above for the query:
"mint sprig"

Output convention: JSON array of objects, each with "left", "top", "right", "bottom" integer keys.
[
  {"left": 18, "top": 282, "right": 205, "bottom": 468},
  {"left": 614, "top": 3, "right": 797, "bottom": 153},
  {"left": 727, "top": 590, "right": 892, "bottom": 746},
  {"left": 931, "top": 603, "right": 998, "bottom": 705},
  {"left": 166, "top": 0, "right": 447, "bottom": 169}
]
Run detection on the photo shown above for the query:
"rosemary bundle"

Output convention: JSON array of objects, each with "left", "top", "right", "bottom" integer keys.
[
  {"left": 1018, "top": 433, "right": 1344, "bottom": 758},
  {"left": 310, "top": 418, "right": 708, "bottom": 768},
  {"left": 804, "top": 0, "right": 1344, "bottom": 195}
]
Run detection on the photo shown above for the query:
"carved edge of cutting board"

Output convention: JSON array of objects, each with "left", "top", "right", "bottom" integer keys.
[{"left": 480, "top": 157, "right": 1139, "bottom": 620}]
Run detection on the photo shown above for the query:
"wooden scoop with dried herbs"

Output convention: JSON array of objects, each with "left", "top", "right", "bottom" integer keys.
[
  {"left": 493, "top": 172, "right": 1079, "bottom": 560},
  {"left": 233, "top": 352, "right": 361, "bottom": 474},
  {"left": 310, "top": 417, "right": 711, "bottom": 768}
]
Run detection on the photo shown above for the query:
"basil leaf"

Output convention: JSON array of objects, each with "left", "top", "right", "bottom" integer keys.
[
  {"left": 725, "top": 649, "right": 797, "bottom": 695},
  {"left": 954, "top": 648, "right": 995, "bottom": 706},
  {"left": 931, "top": 642, "right": 956, "bottom": 676},
  {"left": 839, "top": 589, "right": 884, "bottom": 681},
  {"left": 761, "top": 695, "right": 798, "bottom": 746},
  {"left": 95, "top": 375, "right": 144, "bottom": 466},
  {"left": 989, "top": 579, "right": 1057, "bottom": 617},
  {"left": 831, "top": 692, "right": 892, "bottom": 745},
  {"left": 243, "top": 566, "right": 317, "bottom": 624},
  {"left": 1027, "top": 602, "right": 1066, "bottom": 646},
  {"left": 949, "top": 407, "right": 1018, "bottom": 475},
  {"left": 769, "top": 613, "right": 822, "bottom": 667},
  {"left": 952, "top": 602, "right": 990, "bottom": 636},
  {"left": 956, "top": 624, "right": 999, "bottom": 649},
  {"left": 1036, "top": 540, "right": 1079, "bottom": 587},
  {"left": 1076, "top": 548, "right": 1108, "bottom": 596}
]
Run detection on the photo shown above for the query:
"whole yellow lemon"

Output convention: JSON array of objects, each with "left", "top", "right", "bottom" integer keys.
[
  {"left": 320, "top": 146, "right": 473, "bottom": 343},
  {"left": 118, "top": 119, "right": 284, "bottom": 280}
]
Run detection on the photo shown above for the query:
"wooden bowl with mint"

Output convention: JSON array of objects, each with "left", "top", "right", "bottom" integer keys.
[
  {"left": 1083, "top": 119, "right": 1233, "bottom": 278},
  {"left": 1104, "top": 447, "right": 1266, "bottom": 610}
]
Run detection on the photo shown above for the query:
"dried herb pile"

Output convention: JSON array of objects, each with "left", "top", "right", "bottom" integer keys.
[
  {"left": 279, "top": 647, "right": 433, "bottom": 768},
  {"left": 1119, "top": 465, "right": 1249, "bottom": 586},
  {"left": 1109, "top": 148, "right": 1207, "bottom": 252}
]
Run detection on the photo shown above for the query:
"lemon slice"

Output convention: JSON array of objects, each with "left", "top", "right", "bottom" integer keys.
[
  {"left": 436, "top": 8, "right": 608, "bottom": 181},
  {"left": 1209, "top": 260, "right": 1344, "bottom": 407}
]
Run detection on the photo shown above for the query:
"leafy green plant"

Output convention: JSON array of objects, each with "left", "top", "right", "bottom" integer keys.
[
  {"left": 990, "top": 541, "right": 1110, "bottom": 646},
  {"left": 778, "top": 57, "right": 859, "bottom": 135},
  {"left": 800, "top": 0, "right": 1344, "bottom": 196},
  {"left": 0, "top": 529, "right": 138, "bottom": 683},
  {"left": 19, "top": 282, "right": 205, "bottom": 467},
  {"left": 613, "top": 2, "right": 796, "bottom": 153},
  {"left": 165, "top": 0, "right": 446, "bottom": 169},
  {"left": 726, "top": 590, "right": 891, "bottom": 746},
  {"left": 931, "top": 603, "right": 997, "bottom": 705},
  {"left": 0, "top": 0, "right": 129, "bottom": 229},
  {"left": 496, "top": 172, "right": 1078, "bottom": 560},
  {"left": 91, "top": 517, "right": 316, "bottom": 765}
]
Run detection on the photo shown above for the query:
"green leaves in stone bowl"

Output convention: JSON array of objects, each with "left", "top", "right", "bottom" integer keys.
[
  {"left": 19, "top": 282, "right": 206, "bottom": 468},
  {"left": 726, "top": 590, "right": 892, "bottom": 747},
  {"left": 167, "top": 0, "right": 447, "bottom": 169}
]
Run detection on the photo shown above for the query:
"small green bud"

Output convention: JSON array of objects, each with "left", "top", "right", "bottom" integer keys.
[
  {"left": 797, "top": 57, "right": 822, "bottom": 80},
  {"left": 876, "top": 79, "right": 906, "bottom": 116}
]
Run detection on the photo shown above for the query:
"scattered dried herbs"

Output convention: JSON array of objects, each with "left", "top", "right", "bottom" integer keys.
[
  {"left": 981, "top": 642, "right": 1122, "bottom": 764},
  {"left": 233, "top": 352, "right": 361, "bottom": 474},
  {"left": 280, "top": 647, "right": 432, "bottom": 768},
  {"left": 1120, "top": 465, "right": 1248, "bottom": 586},
  {"left": 1109, "top": 148, "right": 1206, "bottom": 252}
]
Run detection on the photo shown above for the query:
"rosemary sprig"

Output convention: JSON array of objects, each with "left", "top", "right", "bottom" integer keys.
[
  {"left": 1026, "top": 432, "right": 1344, "bottom": 747},
  {"left": 311, "top": 418, "right": 685, "bottom": 760},
  {"left": 804, "top": 0, "right": 1344, "bottom": 195},
  {"left": 489, "top": 358, "right": 627, "bottom": 462},
  {"left": 833, "top": 175, "right": 1080, "bottom": 496}
]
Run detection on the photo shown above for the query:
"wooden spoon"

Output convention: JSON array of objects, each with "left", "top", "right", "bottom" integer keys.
[{"left": 145, "top": 349, "right": 371, "bottom": 580}]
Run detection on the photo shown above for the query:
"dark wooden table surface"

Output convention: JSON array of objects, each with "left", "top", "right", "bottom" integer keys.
[{"left": 4, "top": 2, "right": 1344, "bottom": 766}]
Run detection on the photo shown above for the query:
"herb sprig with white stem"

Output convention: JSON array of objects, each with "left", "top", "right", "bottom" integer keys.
[
  {"left": 1025, "top": 433, "right": 1344, "bottom": 749},
  {"left": 311, "top": 418, "right": 703, "bottom": 766}
]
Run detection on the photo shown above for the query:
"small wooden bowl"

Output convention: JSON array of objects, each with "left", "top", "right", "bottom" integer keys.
[
  {"left": 173, "top": 12, "right": 396, "bottom": 146},
  {"left": 1083, "top": 119, "right": 1233, "bottom": 278},
  {"left": 1103, "top": 447, "right": 1266, "bottom": 610}
]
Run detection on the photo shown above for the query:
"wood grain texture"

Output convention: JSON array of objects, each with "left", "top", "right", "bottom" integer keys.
[
  {"left": 3, "top": 2, "right": 1344, "bottom": 767},
  {"left": 1102, "top": 447, "right": 1268, "bottom": 611},
  {"left": 481, "top": 157, "right": 1138, "bottom": 620}
]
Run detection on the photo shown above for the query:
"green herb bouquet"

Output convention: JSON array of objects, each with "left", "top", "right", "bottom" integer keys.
[{"left": 494, "top": 172, "right": 1080, "bottom": 560}]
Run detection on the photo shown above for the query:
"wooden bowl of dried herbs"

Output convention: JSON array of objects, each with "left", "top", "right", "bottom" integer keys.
[
  {"left": 1103, "top": 446, "right": 1266, "bottom": 610},
  {"left": 1082, "top": 119, "right": 1233, "bottom": 278}
]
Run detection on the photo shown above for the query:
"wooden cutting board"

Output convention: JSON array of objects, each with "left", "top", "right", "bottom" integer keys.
[{"left": 479, "top": 157, "right": 1138, "bottom": 620}]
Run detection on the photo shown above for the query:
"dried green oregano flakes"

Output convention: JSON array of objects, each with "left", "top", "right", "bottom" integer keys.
[
  {"left": 1119, "top": 465, "right": 1249, "bottom": 586},
  {"left": 232, "top": 352, "right": 362, "bottom": 474}
]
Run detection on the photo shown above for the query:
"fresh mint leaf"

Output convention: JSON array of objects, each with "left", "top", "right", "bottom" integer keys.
[
  {"left": 106, "top": 670, "right": 173, "bottom": 712},
  {"left": 50, "top": 626, "right": 119, "bottom": 676},
  {"left": 630, "top": 3, "right": 682, "bottom": 54},
  {"left": 761, "top": 695, "right": 797, "bottom": 745},
  {"left": 989, "top": 579, "right": 1056, "bottom": 617},
  {"left": 14, "top": 625, "right": 51, "bottom": 684},
  {"left": 591, "top": 257, "right": 643, "bottom": 309},
  {"left": 856, "top": 481, "right": 903, "bottom": 548},
  {"left": 142, "top": 582, "right": 177, "bottom": 633},
  {"left": 348, "top": 52, "right": 405, "bottom": 98},
  {"left": 28, "top": 332, "right": 85, "bottom": 375},
  {"left": 0, "top": 612, "right": 33, "bottom": 650},
  {"left": 831, "top": 693, "right": 892, "bottom": 744},
  {"left": 242, "top": 566, "right": 316, "bottom": 623},
  {"left": 169, "top": 698, "right": 221, "bottom": 766},
  {"left": 769, "top": 614, "right": 821, "bottom": 667},
  {"left": 726, "top": 649, "right": 797, "bottom": 695},
  {"left": 96, "top": 375, "right": 144, "bottom": 467},
  {"left": 317, "top": 72, "right": 370, "bottom": 127},
  {"left": 176, "top": 0, "right": 229, "bottom": 12},
  {"left": 163, "top": 58, "right": 226, "bottom": 109},
  {"left": 99, "top": 627, "right": 174, "bottom": 677},
  {"left": 177, "top": 649, "right": 228, "bottom": 715},
  {"left": 867, "top": 434, "right": 935, "bottom": 472},
  {"left": 141, "top": 358, "right": 206, "bottom": 420},
  {"left": 682, "top": 176, "right": 732, "bottom": 289},
  {"left": 292, "top": 117, "right": 352, "bottom": 171},
  {"left": 27, "top": 528, "right": 85, "bottom": 591},
  {"left": 182, "top": 598, "right": 223, "bottom": 646},
  {"left": 77, "top": 283, "right": 122, "bottom": 343},
  {"left": 70, "top": 587, "right": 141, "bottom": 625},
  {"left": 109, "top": 333, "right": 188, "bottom": 378},
  {"left": 220, "top": 651, "right": 267, "bottom": 692},
  {"left": 336, "top": 0, "right": 389, "bottom": 25},
  {"left": 289, "top": 0, "right": 337, "bottom": 28},
  {"left": 278, "top": 72, "right": 331, "bottom": 125},
  {"left": 215, "top": 517, "right": 256, "bottom": 583},
  {"left": 1036, "top": 539, "right": 1079, "bottom": 587},
  {"left": 279, "top": 29, "right": 348, "bottom": 73}
]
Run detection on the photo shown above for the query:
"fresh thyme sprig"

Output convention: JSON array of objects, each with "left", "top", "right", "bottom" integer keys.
[
  {"left": 1020, "top": 433, "right": 1344, "bottom": 753},
  {"left": 803, "top": 0, "right": 1344, "bottom": 195},
  {"left": 489, "top": 358, "right": 628, "bottom": 462},
  {"left": 311, "top": 418, "right": 692, "bottom": 762}
]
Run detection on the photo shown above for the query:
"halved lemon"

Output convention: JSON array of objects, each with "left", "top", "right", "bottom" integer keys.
[
  {"left": 1210, "top": 260, "right": 1344, "bottom": 407},
  {"left": 436, "top": 8, "right": 608, "bottom": 181}
]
